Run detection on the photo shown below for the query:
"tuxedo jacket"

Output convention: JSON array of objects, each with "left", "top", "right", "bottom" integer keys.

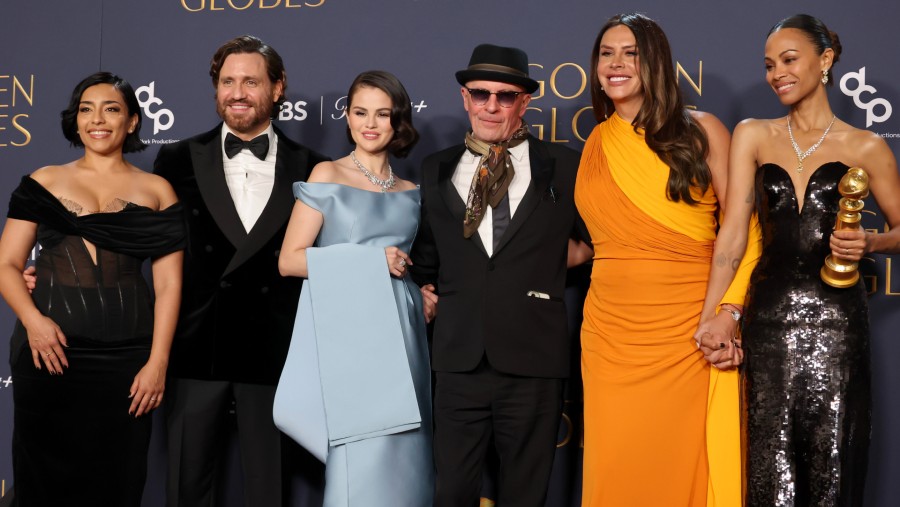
[
  {"left": 154, "top": 124, "right": 327, "bottom": 385},
  {"left": 411, "top": 138, "right": 585, "bottom": 379}
]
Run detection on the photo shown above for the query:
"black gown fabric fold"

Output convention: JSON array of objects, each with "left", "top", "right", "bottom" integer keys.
[{"left": 6, "top": 175, "right": 185, "bottom": 507}]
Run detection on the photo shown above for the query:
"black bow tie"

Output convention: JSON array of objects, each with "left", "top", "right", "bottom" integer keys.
[{"left": 224, "top": 132, "right": 269, "bottom": 160}]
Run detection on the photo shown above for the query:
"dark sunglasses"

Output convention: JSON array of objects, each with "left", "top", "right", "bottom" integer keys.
[{"left": 465, "top": 88, "right": 523, "bottom": 108}]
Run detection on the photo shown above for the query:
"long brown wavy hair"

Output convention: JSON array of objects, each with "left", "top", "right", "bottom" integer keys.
[{"left": 590, "top": 13, "right": 710, "bottom": 204}]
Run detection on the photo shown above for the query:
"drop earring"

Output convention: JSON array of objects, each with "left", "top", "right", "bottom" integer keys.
[{"left": 821, "top": 70, "right": 829, "bottom": 85}]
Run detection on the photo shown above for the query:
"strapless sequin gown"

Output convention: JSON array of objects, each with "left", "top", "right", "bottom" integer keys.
[{"left": 743, "top": 162, "right": 870, "bottom": 506}]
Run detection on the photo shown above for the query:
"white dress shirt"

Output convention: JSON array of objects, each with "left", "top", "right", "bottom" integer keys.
[
  {"left": 452, "top": 140, "right": 531, "bottom": 257},
  {"left": 221, "top": 123, "right": 277, "bottom": 233}
]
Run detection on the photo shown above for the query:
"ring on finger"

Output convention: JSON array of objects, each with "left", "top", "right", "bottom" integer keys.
[
  {"left": 44, "top": 352, "right": 52, "bottom": 357},
  {"left": 398, "top": 258, "right": 406, "bottom": 268},
  {"left": 150, "top": 397, "right": 157, "bottom": 401}
]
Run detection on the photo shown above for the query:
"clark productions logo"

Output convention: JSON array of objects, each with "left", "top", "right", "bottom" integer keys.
[
  {"left": 136, "top": 82, "right": 178, "bottom": 144},
  {"left": 840, "top": 67, "right": 892, "bottom": 129}
]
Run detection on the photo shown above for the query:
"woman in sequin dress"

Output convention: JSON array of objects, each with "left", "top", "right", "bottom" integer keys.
[{"left": 700, "top": 14, "right": 900, "bottom": 505}]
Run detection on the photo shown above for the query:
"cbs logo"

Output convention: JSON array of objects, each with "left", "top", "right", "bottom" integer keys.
[
  {"left": 840, "top": 67, "right": 892, "bottom": 128},
  {"left": 278, "top": 100, "right": 308, "bottom": 121},
  {"left": 135, "top": 82, "right": 174, "bottom": 135}
]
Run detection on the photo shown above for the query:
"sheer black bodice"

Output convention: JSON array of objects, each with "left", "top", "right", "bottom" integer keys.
[
  {"left": 6, "top": 174, "right": 185, "bottom": 506},
  {"left": 743, "top": 162, "right": 870, "bottom": 506},
  {"left": 7, "top": 175, "right": 185, "bottom": 355}
]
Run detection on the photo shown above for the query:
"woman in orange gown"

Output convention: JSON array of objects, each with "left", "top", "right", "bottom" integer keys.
[{"left": 574, "top": 13, "right": 760, "bottom": 506}]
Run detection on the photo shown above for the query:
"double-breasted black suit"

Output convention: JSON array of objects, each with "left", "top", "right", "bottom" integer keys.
[
  {"left": 411, "top": 137, "right": 585, "bottom": 506},
  {"left": 154, "top": 124, "right": 326, "bottom": 385},
  {"left": 153, "top": 124, "right": 327, "bottom": 506}
]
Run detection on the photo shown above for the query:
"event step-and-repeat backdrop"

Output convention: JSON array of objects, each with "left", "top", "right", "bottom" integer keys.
[{"left": 2, "top": 1, "right": 899, "bottom": 505}]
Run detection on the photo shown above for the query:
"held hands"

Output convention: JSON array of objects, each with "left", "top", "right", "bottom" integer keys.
[
  {"left": 420, "top": 284, "right": 438, "bottom": 323},
  {"left": 385, "top": 246, "right": 412, "bottom": 278},
  {"left": 128, "top": 359, "right": 166, "bottom": 417},
  {"left": 693, "top": 311, "right": 742, "bottom": 370},
  {"left": 831, "top": 230, "right": 869, "bottom": 262},
  {"left": 24, "top": 315, "right": 69, "bottom": 374}
]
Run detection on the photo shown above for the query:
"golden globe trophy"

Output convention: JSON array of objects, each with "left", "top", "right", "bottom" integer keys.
[{"left": 821, "top": 167, "right": 869, "bottom": 288}]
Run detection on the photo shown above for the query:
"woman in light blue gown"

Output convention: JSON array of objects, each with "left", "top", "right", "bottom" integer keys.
[{"left": 273, "top": 70, "right": 433, "bottom": 506}]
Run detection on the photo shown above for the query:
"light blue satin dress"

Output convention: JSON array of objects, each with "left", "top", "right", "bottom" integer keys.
[{"left": 273, "top": 182, "right": 433, "bottom": 507}]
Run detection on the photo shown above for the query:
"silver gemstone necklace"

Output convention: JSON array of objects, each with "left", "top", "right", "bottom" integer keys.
[
  {"left": 787, "top": 114, "right": 836, "bottom": 173},
  {"left": 350, "top": 151, "right": 395, "bottom": 192}
]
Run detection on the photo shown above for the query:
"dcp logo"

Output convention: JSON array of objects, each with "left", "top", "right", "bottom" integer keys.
[
  {"left": 135, "top": 82, "right": 174, "bottom": 135},
  {"left": 840, "top": 67, "right": 892, "bottom": 128}
]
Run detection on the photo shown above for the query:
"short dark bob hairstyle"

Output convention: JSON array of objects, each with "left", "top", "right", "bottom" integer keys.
[
  {"left": 345, "top": 70, "right": 419, "bottom": 159},
  {"left": 210, "top": 35, "right": 287, "bottom": 107},
  {"left": 60, "top": 72, "right": 146, "bottom": 153}
]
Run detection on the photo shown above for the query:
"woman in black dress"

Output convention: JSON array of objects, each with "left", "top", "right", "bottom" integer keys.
[
  {"left": 0, "top": 72, "right": 184, "bottom": 506},
  {"left": 697, "top": 14, "right": 900, "bottom": 506}
]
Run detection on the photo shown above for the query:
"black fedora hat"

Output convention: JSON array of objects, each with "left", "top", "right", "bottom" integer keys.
[{"left": 455, "top": 44, "right": 539, "bottom": 94}]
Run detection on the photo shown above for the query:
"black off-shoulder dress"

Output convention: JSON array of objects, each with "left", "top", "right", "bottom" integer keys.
[{"left": 6, "top": 175, "right": 184, "bottom": 507}]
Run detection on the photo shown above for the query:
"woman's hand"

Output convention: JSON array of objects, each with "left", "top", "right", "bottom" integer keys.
[
  {"left": 128, "top": 359, "right": 167, "bottom": 417},
  {"left": 694, "top": 311, "right": 743, "bottom": 370},
  {"left": 24, "top": 314, "right": 68, "bottom": 374},
  {"left": 385, "top": 246, "right": 412, "bottom": 278},
  {"left": 830, "top": 230, "right": 869, "bottom": 262}
]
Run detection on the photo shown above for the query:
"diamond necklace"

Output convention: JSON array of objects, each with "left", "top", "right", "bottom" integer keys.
[
  {"left": 350, "top": 151, "right": 395, "bottom": 192},
  {"left": 787, "top": 114, "right": 836, "bottom": 173}
]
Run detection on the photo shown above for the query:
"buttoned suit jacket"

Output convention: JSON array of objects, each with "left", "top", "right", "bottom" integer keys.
[
  {"left": 154, "top": 124, "right": 327, "bottom": 385},
  {"left": 411, "top": 138, "right": 584, "bottom": 379}
]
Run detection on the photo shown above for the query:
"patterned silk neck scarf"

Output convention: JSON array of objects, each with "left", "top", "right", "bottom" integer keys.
[{"left": 462, "top": 122, "right": 530, "bottom": 238}]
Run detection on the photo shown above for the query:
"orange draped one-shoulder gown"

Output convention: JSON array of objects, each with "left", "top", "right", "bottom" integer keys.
[{"left": 574, "top": 113, "right": 758, "bottom": 507}]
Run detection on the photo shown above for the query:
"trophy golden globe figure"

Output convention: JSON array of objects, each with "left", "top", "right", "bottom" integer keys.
[{"left": 821, "top": 167, "right": 869, "bottom": 288}]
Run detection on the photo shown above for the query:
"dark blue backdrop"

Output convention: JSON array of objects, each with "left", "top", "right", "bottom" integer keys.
[{"left": 2, "top": 1, "right": 899, "bottom": 505}]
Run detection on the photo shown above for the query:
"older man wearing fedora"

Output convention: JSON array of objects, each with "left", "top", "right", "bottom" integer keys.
[{"left": 411, "top": 43, "right": 589, "bottom": 506}]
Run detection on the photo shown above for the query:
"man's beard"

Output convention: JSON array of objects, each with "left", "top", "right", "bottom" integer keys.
[{"left": 217, "top": 99, "right": 275, "bottom": 134}]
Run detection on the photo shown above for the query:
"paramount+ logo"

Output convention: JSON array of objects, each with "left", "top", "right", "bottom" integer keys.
[{"left": 839, "top": 67, "right": 892, "bottom": 128}]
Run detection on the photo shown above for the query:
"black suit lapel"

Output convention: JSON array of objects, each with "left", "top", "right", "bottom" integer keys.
[
  {"left": 437, "top": 149, "right": 489, "bottom": 258},
  {"left": 493, "top": 141, "right": 555, "bottom": 255},
  {"left": 224, "top": 131, "right": 308, "bottom": 276},
  {"left": 192, "top": 131, "right": 247, "bottom": 249}
]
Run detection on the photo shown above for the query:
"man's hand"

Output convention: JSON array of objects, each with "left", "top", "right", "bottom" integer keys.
[
  {"left": 23, "top": 265, "right": 36, "bottom": 293},
  {"left": 421, "top": 284, "right": 438, "bottom": 323}
]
